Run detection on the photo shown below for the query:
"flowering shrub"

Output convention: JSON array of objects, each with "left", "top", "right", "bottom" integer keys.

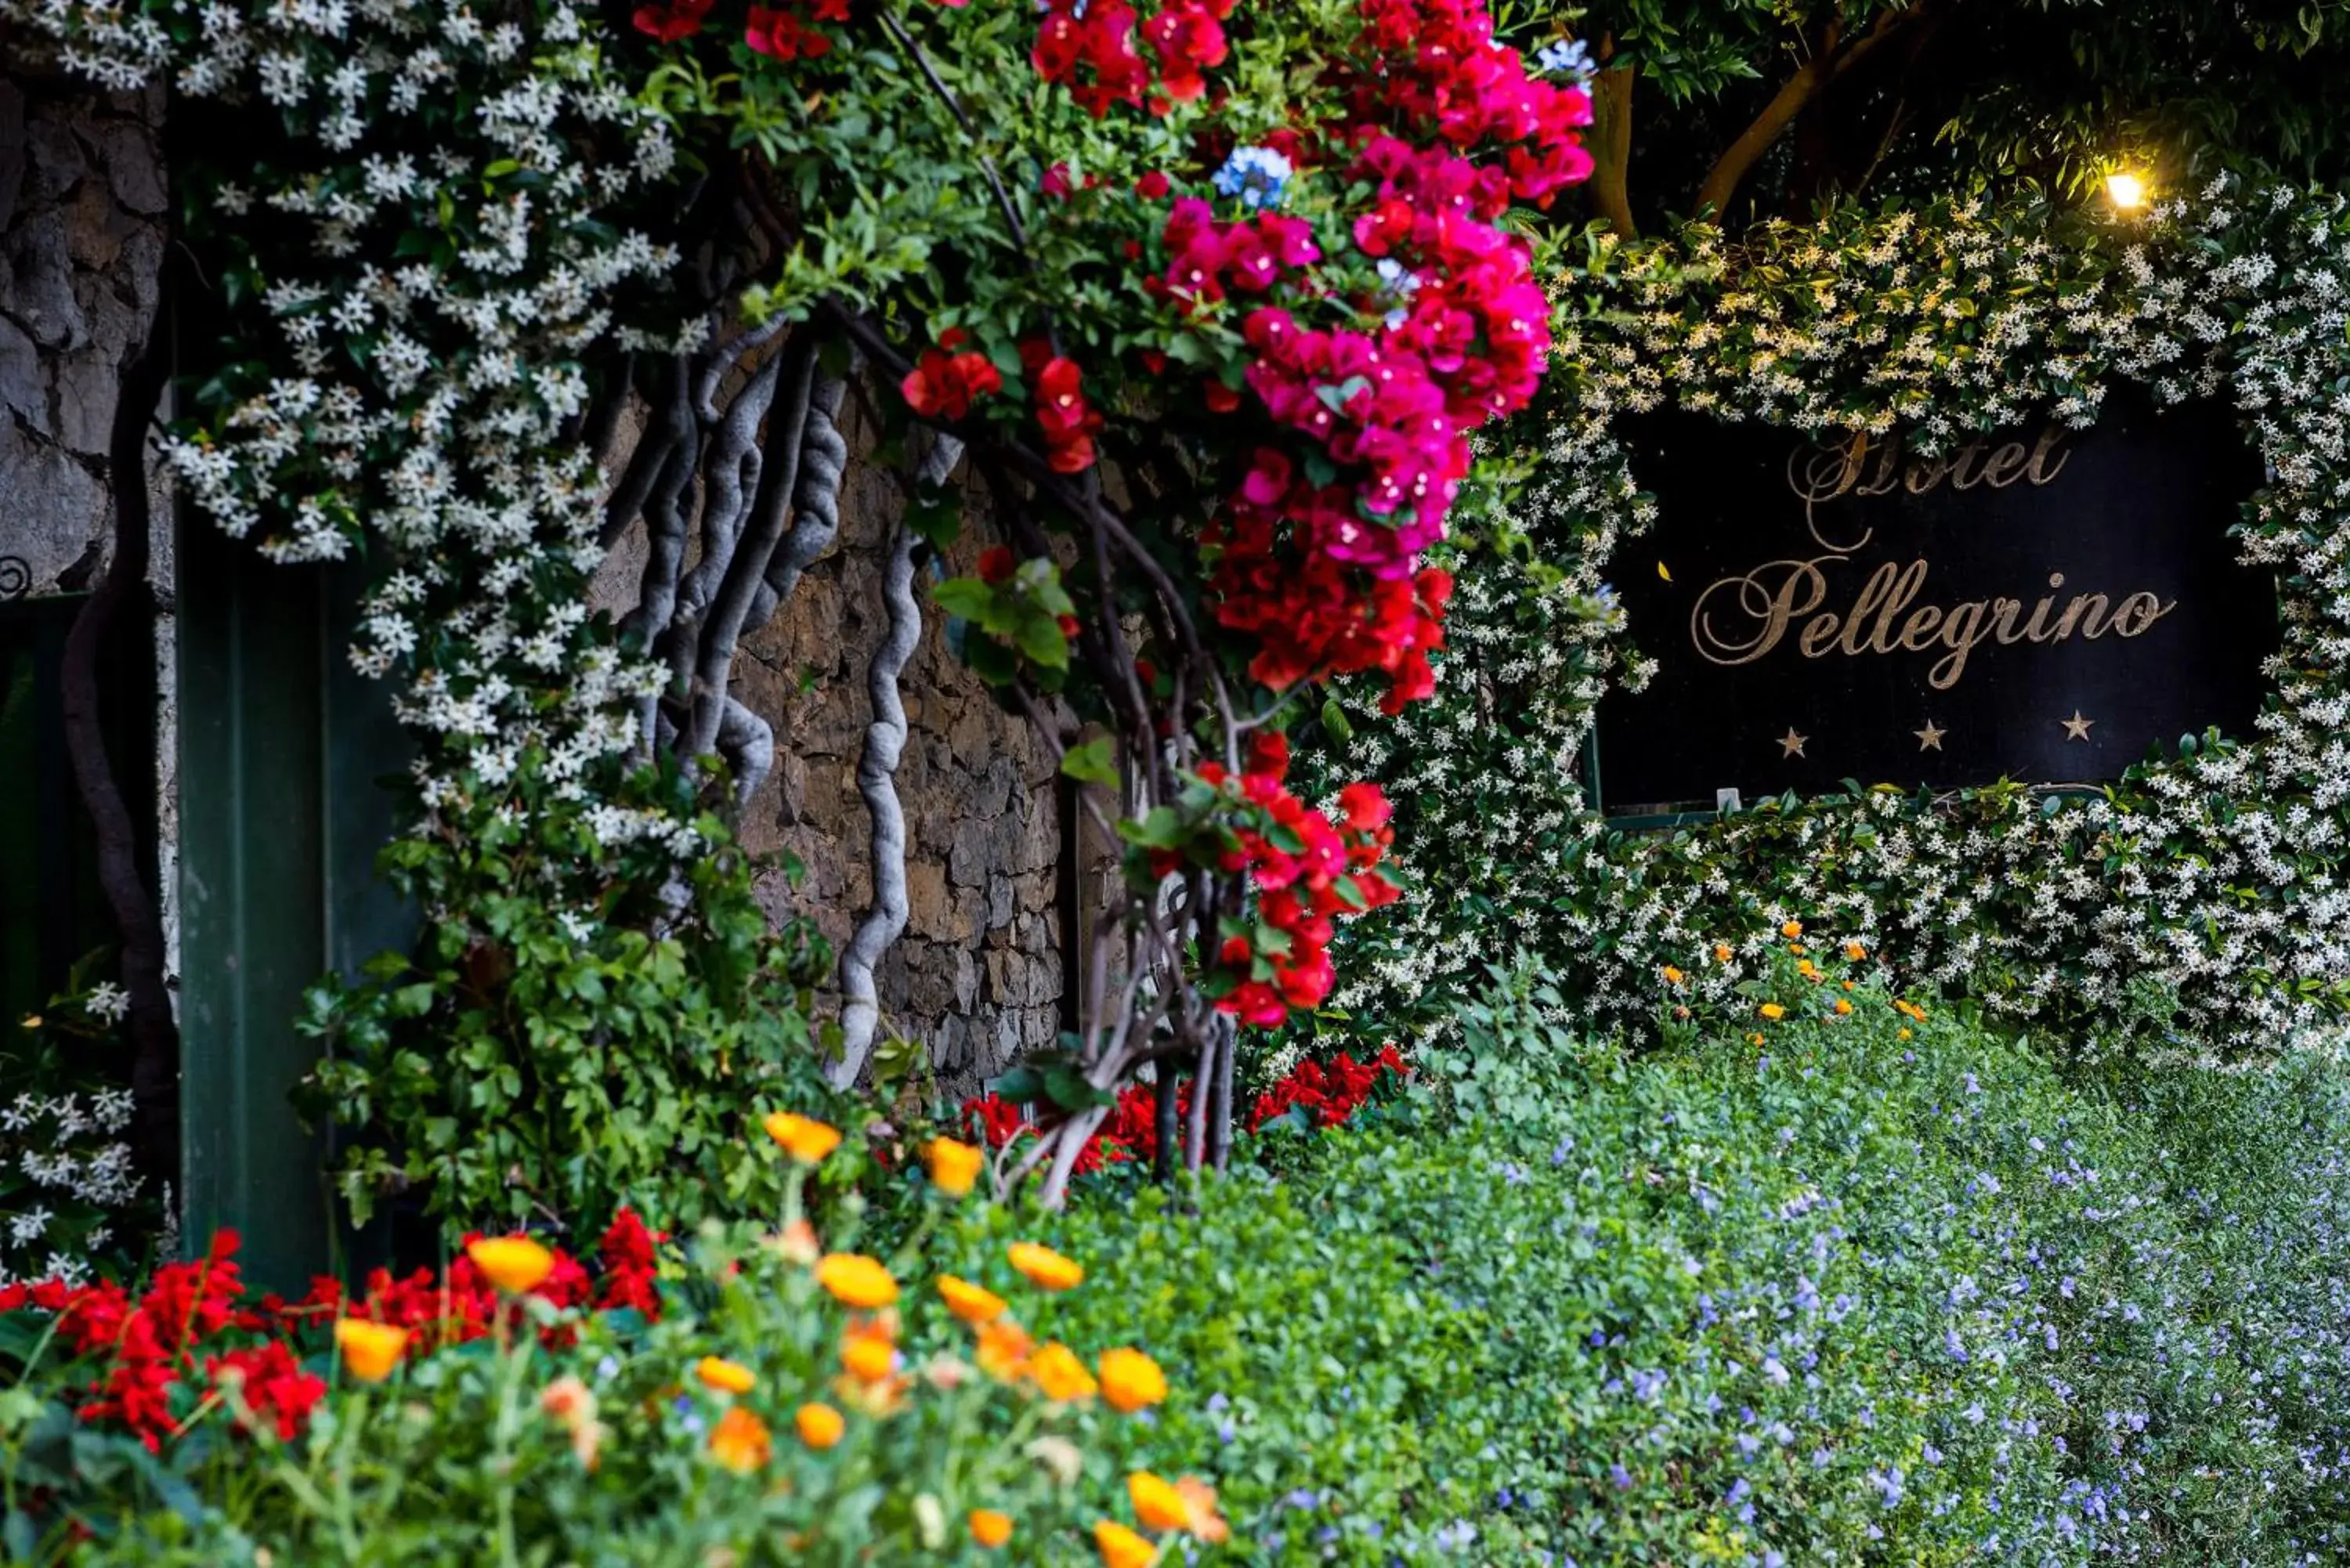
[
  {"left": 1321, "top": 179, "right": 2350, "bottom": 1057},
  {"left": 0, "top": 1126, "right": 1227, "bottom": 1563}
]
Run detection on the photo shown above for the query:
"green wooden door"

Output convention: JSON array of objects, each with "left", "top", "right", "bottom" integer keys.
[{"left": 176, "top": 517, "right": 412, "bottom": 1291}]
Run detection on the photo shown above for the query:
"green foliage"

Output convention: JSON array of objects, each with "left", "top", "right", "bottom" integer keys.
[
  {"left": 302, "top": 755, "right": 841, "bottom": 1234},
  {"left": 974, "top": 969, "right": 2350, "bottom": 1562}
]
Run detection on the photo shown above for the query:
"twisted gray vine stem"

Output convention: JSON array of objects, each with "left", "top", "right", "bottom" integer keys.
[{"left": 830, "top": 433, "right": 962, "bottom": 1087}]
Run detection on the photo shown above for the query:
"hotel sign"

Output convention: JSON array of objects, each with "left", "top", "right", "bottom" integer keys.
[{"left": 1596, "top": 392, "right": 2275, "bottom": 811}]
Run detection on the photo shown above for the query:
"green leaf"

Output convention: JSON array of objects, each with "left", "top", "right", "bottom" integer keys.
[{"left": 1061, "top": 736, "right": 1119, "bottom": 787}]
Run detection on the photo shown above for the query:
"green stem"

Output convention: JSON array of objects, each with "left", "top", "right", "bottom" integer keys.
[
  {"left": 490, "top": 1301, "right": 531, "bottom": 1568},
  {"left": 331, "top": 1389, "right": 368, "bottom": 1563}
]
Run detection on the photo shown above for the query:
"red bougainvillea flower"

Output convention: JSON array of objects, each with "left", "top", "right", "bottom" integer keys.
[
  {"left": 745, "top": 0, "right": 841, "bottom": 60},
  {"left": 1032, "top": 356, "right": 1101, "bottom": 473},
  {"left": 902, "top": 330, "right": 1006, "bottom": 421},
  {"left": 1033, "top": 0, "right": 1150, "bottom": 116},
  {"left": 1141, "top": 0, "right": 1232, "bottom": 103},
  {"left": 631, "top": 0, "right": 710, "bottom": 41}
]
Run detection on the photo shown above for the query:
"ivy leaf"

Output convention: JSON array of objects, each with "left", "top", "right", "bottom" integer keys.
[
  {"left": 932, "top": 576, "right": 994, "bottom": 623},
  {"left": 1061, "top": 736, "right": 1119, "bottom": 787},
  {"left": 1014, "top": 612, "right": 1069, "bottom": 670}
]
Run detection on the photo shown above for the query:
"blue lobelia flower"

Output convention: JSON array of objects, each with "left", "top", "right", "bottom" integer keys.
[{"left": 1213, "top": 146, "right": 1295, "bottom": 211}]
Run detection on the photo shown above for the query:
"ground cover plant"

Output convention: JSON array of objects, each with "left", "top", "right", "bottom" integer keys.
[{"left": 971, "top": 952, "right": 2350, "bottom": 1563}]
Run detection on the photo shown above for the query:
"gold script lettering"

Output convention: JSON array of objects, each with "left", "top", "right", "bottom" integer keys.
[
  {"left": 1784, "top": 423, "right": 2077, "bottom": 552},
  {"left": 1690, "top": 557, "right": 1842, "bottom": 667},
  {"left": 1690, "top": 557, "right": 2182, "bottom": 690}
]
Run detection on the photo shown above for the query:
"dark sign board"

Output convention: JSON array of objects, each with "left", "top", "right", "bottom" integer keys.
[{"left": 1595, "top": 389, "right": 2276, "bottom": 813}]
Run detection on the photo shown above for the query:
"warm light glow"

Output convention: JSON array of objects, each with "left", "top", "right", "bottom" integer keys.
[{"left": 2105, "top": 171, "right": 2147, "bottom": 211}]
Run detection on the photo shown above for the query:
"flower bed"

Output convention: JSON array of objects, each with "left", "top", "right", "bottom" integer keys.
[{"left": 0, "top": 1127, "right": 1226, "bottom": 1563}]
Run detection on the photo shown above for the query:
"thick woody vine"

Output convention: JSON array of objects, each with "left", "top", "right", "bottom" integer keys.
[
  {"left": 7, "top": 0, "right": 1593, "bottom": 1224},
  {"left": 1325, "top": 181, "right": 2350, "bottom": 1058}
]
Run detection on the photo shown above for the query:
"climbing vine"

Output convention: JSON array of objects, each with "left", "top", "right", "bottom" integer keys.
[{"left": 1326, "top": 181, "right": 2350, "bottom": 1057}]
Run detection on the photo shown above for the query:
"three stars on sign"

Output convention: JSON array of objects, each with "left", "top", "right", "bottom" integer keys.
[{"left": 1773, "top": 710, "right": 2099, "bottom": 762}]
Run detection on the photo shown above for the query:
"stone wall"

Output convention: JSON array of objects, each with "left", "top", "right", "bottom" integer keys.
[
  {"left": 0, "top": 70, "right": 166, "bottom": 598},
  {"left": 593, "top": 397, "right": 1113, "bottom": 1098}
]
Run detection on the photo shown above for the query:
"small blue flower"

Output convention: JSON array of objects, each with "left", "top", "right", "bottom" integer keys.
[
  {"left": 1212, "top": 146, "right": 1294, "bottom": 211},
  {"left": 1536, "top": 38, "right": 1594, "bottom": 84}
]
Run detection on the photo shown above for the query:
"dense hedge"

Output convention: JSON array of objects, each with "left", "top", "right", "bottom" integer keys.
[{"left": 978, "top": 973, "right": 2350, "bottom": 1563}]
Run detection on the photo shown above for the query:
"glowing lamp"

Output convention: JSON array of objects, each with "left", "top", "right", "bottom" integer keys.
[{"left": 2104, "top": 170, "right": 2147, "bottom": 211}]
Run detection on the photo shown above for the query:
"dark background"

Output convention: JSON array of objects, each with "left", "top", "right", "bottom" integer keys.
[{"left": 1595, "top": 389, "right": 2276, "bottom": 813}]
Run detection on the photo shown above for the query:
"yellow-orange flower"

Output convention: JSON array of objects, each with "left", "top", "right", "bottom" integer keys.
[
  {"left": 334, "top": 1319, "right": 410, "bottom": 1383},
  {"left": 976, "top": 1318, "right": 1033, "bottom": 1383},
  {"left": 1029, "top": 1341, "right": 1098, "bottom": 1402},
  {"left": 1661, "top": 964, "right": 1685, "bottom": 986},
  {"left": 841, "top": 1332, "right": 895, "bottom": 1383},
  {"left": 466, "top": 1235, "right": 555, "bottom": 1295},
  {"left": 1129, "top": 1472, "right": 1188, "bottom": 1533},
  {"left": 708, "top": 1406, "right": 772, "bottom": 1473},
  {"left": 1094, "top": 1520, "right": 1156, "bottom": 1568},
  {"left": 938, "top": 1274, "right": 1007, "bottom": 1324},
  {"left": 762, "top": 1111, "right": 841, "bottom": 1165},
  {"left": 924, "top": 1136, "right": 985, "bottom": 1198},
  {"left": 1788, "top": 942, "right": 1806, "bottom": 956},
  {"left": 794, "top": 1401, "right": 846, "bottom": 1450},
  {"left": 969, "top": 1509, "right": 1014, "bottom": 1549},
  {"left": 1008, "top": 1241, "right": 1084, "bottom": 1292},
  {"left": 815, "top": 1253, "right": 899, "bottom": 1309},
  {"left": 1834, "top": 997, "right": 1853, "bottom": 1016},
  {"left": 1099, "top": 1347, "right": 1167, "bottom": 1414},
  {"left": 1844, "top": 941, "right": 1867, "bottom": 962},
  {"left": 1781, "top": 919, "right": 1803, "bottom": 938},
  {"left": 1748, "top": 1031, "right": 1766, "bottom": 1046},
  {"left": 1758, "top": 1003, "right": 1785, "bottom": 1021},
  {"left": 696, "top": 1356, "right": 756, "bottom": 1395},
  {"left": 1714, "top": 943, "right": 1733, "bottom": 963},
  {"left": 1898, "top": 1027, "right": 1914, "bottom": 1041},
  {"left": 1176, "top": 1476, "right": 1229, "bottom": 1544}
]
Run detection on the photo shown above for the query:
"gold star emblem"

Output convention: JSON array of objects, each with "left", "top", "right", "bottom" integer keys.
[
  {"left": 1914, "top": 720, "right": 1946, "bottom": 752},
  {"left": 1777, "top": 728, "right": 1807, "bottom": 759},
  {"left": 2060, "top": 709, "right": 2095, "bottom": 742}
]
